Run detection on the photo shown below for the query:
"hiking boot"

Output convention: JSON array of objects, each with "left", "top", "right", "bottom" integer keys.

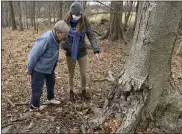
[
  {"left": 47, "top": 99, "right": 61, "bottom": 105},
  {"left": 81, "top": 90, "right": 91, "bottom": 101},
  {"left": 70, "top": 90, "right": 75, "bottom": 101}
]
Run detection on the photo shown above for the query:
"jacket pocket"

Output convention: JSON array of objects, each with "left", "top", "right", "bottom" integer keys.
[{"left": 44, "top": 50, "right": 53, "bottom": 57}]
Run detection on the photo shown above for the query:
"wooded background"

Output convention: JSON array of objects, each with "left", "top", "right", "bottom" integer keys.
[{"left": 1, "top": 1, "right": 138, "bottom": 41}]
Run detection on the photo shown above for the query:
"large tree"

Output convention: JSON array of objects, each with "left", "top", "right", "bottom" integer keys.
[{"left": 89, "top": 1, "right": 182, "bottom": 133}]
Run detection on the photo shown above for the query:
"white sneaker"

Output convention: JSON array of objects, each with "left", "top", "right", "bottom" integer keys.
[
  {"left": 47, "top": 99, "right": 61, "bottom": 105},
  {"left": 29, "top": 105, "right": 39, "bottom": 112}
]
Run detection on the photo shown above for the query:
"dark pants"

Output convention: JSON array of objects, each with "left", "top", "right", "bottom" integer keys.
[{"left": 30, "top": 70, "right": 55, "bottom": 108}]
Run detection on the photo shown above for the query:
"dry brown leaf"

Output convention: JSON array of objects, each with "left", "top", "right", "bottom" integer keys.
[{"left": 69, "top": 127, "right": 80, "bottom": 134}]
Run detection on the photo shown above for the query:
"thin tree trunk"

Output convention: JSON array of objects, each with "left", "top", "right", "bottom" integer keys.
[
  {"left": 89, "top": 2, "right": 182, "bottom": 133},
  {"left": 124, "top": 1, "right": 133, "bottom": 31},
  {"left": 30, "top": 2, "right": 33, "bottom": 27},
  {"left": 133, "top": 1, "right": 139, "bottom": 31},
  {"left": 57, "top": 1, "right": 63, "bottom": 20},
  {"left": 81, "top": 1, "right": 87, "bottom": 11},
  {"left": 32, "top": 2, "right": 36, "bottom": 31},
  {"left": 9, "top": 1, "right": 17, "bottom": 30},
  {"left": 17, "top": 1, "right": 23, "bottom": 31},
  {"left": 2, "top": 2, "right": 5, "bottom": 27},
  {"left": 109, "top": 1, "right": 123, "bottom": 41},
  {"left": 25, "top": 1, "right": 29, "bottom": 29},
  {"left": 48, "top": 2, "right": 52, "bottom": 28}
]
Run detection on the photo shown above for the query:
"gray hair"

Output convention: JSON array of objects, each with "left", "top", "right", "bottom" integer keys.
[{"left": 54, "top": 20, "right": 70, "bottom": 33}]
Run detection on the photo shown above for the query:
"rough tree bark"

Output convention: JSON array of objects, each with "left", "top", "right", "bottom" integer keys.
[
  {"left": 109, "top": 1, "right": 123, "bottom": 41},
  {"left": 89, "top": 1, "right": 182, "bottom": 133},
  {"left": 9, "top": 1, "right": 17, "bottom": 30}
]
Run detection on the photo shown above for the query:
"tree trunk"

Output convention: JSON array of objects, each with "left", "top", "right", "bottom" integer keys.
[
  {"left": 17, "top": 1, "right": 23, "bottom": 31},
  {"left": 109, "top": 1, "right": 123, "bottom": 41},
  {"left": 2, "top": 2, "right": 6, "bottom": 27},
  {"left": 57, "top": 1, "right": 63, "bottom": 20},
  {"left": 33, "top": 2, "right": 36, "bottom": 31},
  {"left": 89, "top": 2, "right": 182, "bottom": 133},
  {"left": 133, "top": 1, "right": 139, "bottom": 31},
  {"left": 81, "top": 1, "right": 87, "bottom": 11},
  {"left": 124, "top": 1, "right": 133, "bottom": 31},
  {"left": 9, "top": 1, "right": 17, "bottom": 30},
  {"left": 30, "top": 1, "right": 36, "bottom": 29},
  {"left": 25, "top": 1, "right": 29, "bottom": 29},
  {"left": 47, "top": 2, "right": 52, "bottom": 28}
]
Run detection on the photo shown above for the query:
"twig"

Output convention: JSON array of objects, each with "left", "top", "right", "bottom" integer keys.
[
  {"left": 93, "top": 30, "right": 102, "bottom": 36},
  {"left": 93, "top": 78, "right": 108, "bottom": 82},
  {"left": 2, "top": 93, "right": 15, "bottom": 107},
  {"left": 70, "top": 103, "right": 90, "bottom": 130}
]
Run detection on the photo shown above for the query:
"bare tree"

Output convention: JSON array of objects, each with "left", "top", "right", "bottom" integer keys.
[
  {"left": 2, "top": 2, "right": 9, "bottom": 27},
  {"left": 57, "top": 1, "right": 63, "bottom": 20},
  {"left": 89, "top": 1, "right": 182, "bottom": 133},
  {"left": 123, "top": 1, "right": 133, "bottom": 31},
  {"left": 17, "top": 1, "right": 23, "bottom": 31},
  {"left": 25, "top": 1, "right": 29, "bottom": 29},
  {"left": 80, "top": 1, "right": 87, "bottom": 11},
  {"left": 9, "top": 1, "right": 17, "bottom": 30},
  {"left": 109, "top": 1, "right": 123, "bottom": 41},
  {"left": 133, "top": 1, "right": 139, "bottom": 31}
]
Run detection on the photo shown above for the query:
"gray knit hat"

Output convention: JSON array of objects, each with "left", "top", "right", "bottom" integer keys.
[
  {"left": 54, "top": 20, "right": 70, "bottom": 33},
  {"left": 70, "top": 2, "right": 83, "bottom": 16}
]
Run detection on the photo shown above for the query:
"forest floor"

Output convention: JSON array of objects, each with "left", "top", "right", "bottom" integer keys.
[{"left": 1, "top": 24, "right": 182, "bottom": 133}]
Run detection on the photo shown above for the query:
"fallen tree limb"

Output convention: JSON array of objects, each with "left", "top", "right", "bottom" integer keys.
[
  {"left": 70, "top": 102, "right": 90, "bottom": 132},
  {"left": 93, "top": 30, "right": 102, "bottom": 36},
  {"left": 2, "top": 93, "right": 15, "bottom": 107},
  {"left": 11, "top": 113, "right": 32, "bottom": 122}
]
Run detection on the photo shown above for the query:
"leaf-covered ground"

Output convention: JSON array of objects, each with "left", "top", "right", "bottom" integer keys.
[{"left": 2, "top": 27, "right": 182, "bottom": 133}]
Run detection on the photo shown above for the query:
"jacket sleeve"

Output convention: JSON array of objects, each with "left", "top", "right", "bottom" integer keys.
[
  {"left": 85, "top": 17, "right": 100, "bottom": 54},
  {"left": 26, "top": 38, "right": 48, "bottom": 71}
]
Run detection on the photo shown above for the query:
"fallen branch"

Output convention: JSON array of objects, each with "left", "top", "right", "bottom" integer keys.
[
  {"left": 11, "top": 113, "right": 32, "bottom": 122},
  {"left": 93, "top": 78, "right": 109, "bottom": 82},
  {"left": 70, "top": 103, "right": 90, "bottom": 132},
  {"left": 93, "top": 71, "right": 115, "bottom": 82},
  {"left": 2, "top": 93, "right": 15, "bottom": 107},
  {"left": 93, "top": 30, "right": 102, "bottom": 36}
]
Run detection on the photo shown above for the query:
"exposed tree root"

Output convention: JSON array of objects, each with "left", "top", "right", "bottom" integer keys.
[{"left": 88, "top": 70, "right": 149, "bottom": 133}]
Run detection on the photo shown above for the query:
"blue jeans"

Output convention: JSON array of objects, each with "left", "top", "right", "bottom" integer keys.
[{"left": 30, "top": 70, "right": 55, "bottom": 108}]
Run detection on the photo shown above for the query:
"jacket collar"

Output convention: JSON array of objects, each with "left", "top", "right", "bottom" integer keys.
[{"left": 50, "top": 29, "right": 59, "bottom": 46}]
